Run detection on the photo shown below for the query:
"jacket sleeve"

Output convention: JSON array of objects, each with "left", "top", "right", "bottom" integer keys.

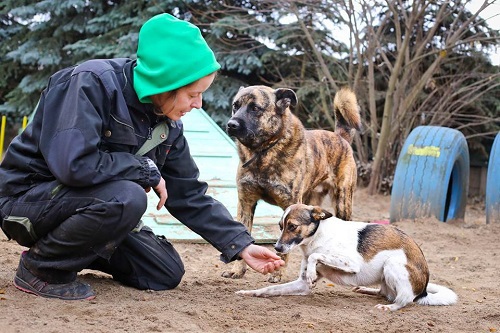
[
  {"left": 161, "top": 132, "right": 254, "bottom": 263},
  {"left": 39, "top": 71, "right": 159, "bottom": 188}
]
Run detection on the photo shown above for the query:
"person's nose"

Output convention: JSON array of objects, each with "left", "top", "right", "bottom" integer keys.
[{"left": 191, "top": 95, "right": 202, "bottom": 109}]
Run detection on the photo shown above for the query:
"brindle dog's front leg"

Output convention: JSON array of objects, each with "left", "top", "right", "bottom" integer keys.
[
  {"left": 221, "top": 196, "right": 257, "bottom": 279},
  {"left": 268, "top": 252, "right": 287, "bottom": 283},
  {"left": 267, "top": 189, "right": 303, "bottom": 283}
]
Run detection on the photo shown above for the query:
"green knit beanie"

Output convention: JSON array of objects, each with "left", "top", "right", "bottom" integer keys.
[{"left": 133, "top": 13, "right": 221, "bottom": 103}]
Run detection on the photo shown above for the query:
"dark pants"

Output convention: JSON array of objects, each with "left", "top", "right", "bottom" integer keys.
[{"left": 0, "top": 180, "right": 184, "bottom": 290}]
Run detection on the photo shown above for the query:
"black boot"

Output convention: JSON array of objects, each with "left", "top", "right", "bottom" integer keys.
[{"left": 14, "top": 254, "right": 95, "bottom": 300}]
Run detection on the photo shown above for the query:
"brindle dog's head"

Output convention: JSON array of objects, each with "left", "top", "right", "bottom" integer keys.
[
  {"left": 227, "top": 85, "right": 297, "bottom": 149},
  {"left": 274, "top": 204, "right": 333, "bottom": 254}
]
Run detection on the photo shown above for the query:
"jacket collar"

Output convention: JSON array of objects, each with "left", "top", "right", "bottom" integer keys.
[
  {"left": 123, "top": 60, "right": 154, "bottom": 113},
  {"left": 123, "top": 60, "right": 182, "bottom": 130}
]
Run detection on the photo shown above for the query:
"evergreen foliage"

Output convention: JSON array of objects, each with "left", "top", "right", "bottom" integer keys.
[{"left": 0, "top": 0, "right": 498, "bottom": 193}]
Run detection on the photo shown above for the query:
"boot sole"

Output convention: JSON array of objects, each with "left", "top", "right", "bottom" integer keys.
[{"left": 14, "top": 276, "right": 96, "bottom": 301}]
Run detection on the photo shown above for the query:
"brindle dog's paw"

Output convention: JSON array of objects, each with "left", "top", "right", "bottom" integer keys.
[{"left": 267, "top": 274, "right": 282, "bottom": 283}]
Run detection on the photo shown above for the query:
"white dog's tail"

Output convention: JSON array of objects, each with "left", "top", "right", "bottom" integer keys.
[{"left": 416, "top": 283, "right": 458, "bottom": 306}]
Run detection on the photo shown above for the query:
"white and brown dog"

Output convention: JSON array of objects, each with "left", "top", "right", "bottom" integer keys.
[{"left": 236, "top": 204, "right": 458, "bottom": 311}]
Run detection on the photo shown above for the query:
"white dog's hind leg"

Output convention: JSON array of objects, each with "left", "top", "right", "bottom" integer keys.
[
  {"left": 236, "top": 278, "right": 311, "bottom": 297},
  {"left": 375, "top": 257, "right": 414, "bottom": 311}
]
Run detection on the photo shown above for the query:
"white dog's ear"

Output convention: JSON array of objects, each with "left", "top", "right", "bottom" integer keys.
[
  {"left": 238, "top": 86, "right": 245, "bottom": 91},
  {"left": 311, "top": 207, "right": 333, "bottom": 221}
]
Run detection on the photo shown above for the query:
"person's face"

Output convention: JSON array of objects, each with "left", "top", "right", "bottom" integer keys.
[{"left": 150, "top": 73, "right": 216, "bottom": 121}]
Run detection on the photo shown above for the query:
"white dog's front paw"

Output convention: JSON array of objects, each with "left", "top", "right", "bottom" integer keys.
[
  {"left": 236, "top": 289, "right": 268, "bottom": 297},
  {"left": 235, "top": 290, "right": 256, "bottom": 297},
  {"left": 306, "top": 272, "right": 317, "bottom": 288}
]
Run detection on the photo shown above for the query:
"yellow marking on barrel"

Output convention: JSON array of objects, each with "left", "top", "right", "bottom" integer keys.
[{"left": 407, "top": 144, "right": 440, "bottom": 157}]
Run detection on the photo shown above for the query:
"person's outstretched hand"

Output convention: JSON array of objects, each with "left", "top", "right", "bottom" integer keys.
[{"left": 239, "top": 244, "right": 285, "bottom": 274}]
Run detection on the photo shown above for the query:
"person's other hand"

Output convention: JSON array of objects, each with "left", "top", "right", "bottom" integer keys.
[
  {"left": 239, "top": 244, "right": 285, "bottom": 274},
  {"left": 152, "top": 177, "right": 168, "bottom": 210}
]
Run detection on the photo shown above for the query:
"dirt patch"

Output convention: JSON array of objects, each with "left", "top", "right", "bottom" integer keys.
[{"left": 1, "top": 188, "right": 499, "bottom": 333}]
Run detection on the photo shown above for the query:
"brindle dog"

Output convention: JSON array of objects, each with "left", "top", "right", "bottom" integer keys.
[{"left": 224, "top": 85, "right": 361, "bottom": 282}]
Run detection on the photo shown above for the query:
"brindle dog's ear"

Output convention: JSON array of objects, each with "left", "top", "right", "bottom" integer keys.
[
  {"left": 310, "top": 207, "right": 333, "bottom": 221},
  {"left": 275, "top": 88, "right": 297, "bottom": 114}
]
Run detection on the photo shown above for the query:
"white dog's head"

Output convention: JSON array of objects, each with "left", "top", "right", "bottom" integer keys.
[{"left": 274, "top": 203, "right": 333, "bottom": 254}]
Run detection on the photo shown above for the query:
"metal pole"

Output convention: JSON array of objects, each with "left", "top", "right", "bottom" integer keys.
[{"left": 0, "top": 115, "right": 6, "bottom": 160}]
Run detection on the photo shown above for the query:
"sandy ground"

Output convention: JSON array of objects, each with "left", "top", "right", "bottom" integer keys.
[{"left": 0, "top": 188, "right": 499, "bottom": 333}]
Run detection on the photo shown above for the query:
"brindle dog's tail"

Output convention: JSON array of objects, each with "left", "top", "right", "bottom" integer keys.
[{"left": 333, "top": 87, "right": 362, "bottom": 144}]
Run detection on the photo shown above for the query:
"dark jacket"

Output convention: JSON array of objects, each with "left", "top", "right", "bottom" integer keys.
[{"left": 0, "top": 58, "right": 253, "bottom": 262}]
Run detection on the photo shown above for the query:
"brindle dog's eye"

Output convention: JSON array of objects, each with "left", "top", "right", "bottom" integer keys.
[
  {"left": 288, "top": 224, "right": 297, "bottom": 231},
  {"left": 253, "top": 106, "right": 260, "bottom": 112}
]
